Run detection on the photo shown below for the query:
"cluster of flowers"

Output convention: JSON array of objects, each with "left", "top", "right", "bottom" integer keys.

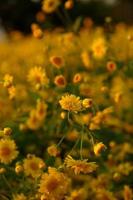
[{"left": 0, "top": 1, "right": 133, "bottom": 199}]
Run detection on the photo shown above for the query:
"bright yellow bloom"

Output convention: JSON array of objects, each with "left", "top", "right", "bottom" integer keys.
[
  {"left": 23, "top": 155, "right": 45, "bottom": 178},
  {"left": 39, "top": 167, "right": 69, "bottom": 200},
  {"left": 27, "top": 66, "right": 49, "bottom": 88},
  {"left": 64, "top": 155, "right": 98, "bottom": 175},
  {"left": 91, "top": 37, "right": 107, "bottom": 59},
  {"left": 82, "top": 98, "right": 93, "bottom": 108},
  {"left": 0, "top": 139, "right": 18, "bottom": 164},
  {"left": 94, "top": 142, "right": 106, "bottom": 156},
  {"left": 42, "top": 0, "right": 60, "bottom": 14},
  {"left": 59, "top": 94, "right": 82, "bottom": 113}
]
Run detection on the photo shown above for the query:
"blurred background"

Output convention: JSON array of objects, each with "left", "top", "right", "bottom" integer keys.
[{"left": 0, "top": 0, "right": 133, "bottom": 34}]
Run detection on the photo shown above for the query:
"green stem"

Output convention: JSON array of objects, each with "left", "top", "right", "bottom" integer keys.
[
  {"left": 2, "top": 175, "right": 13, "bottom": 192},
  {"left": 80, "top": 126, "right": 84, "bottom": 160}
]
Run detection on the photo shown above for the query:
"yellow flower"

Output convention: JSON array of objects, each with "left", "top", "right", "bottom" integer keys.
[
  {"left": 36, "top": 99, "right": 47, "bottom": 120},
  {"left": 91, "top": 37, "right": 107, "bottom": 59},
  {"left": 3, "top": 74, "right": 13, "bottom": 88},
  {"left": 50, "top": 56, "right": 64, "bottom": 68},
  {"left": 42, "top": 0, "right": 60, "bottom": 14},
  {"left": 27, "top": 66, "right": 49, "bottom": 88},
  {"left": 64, "top": 155, "right": 98, "bottom": 174},
  {"left": 73, "top": 73, "right": 82, "bottom": 84},
  {"left": 39, "top": 167, "right": 69, "bottom": 200},
  {"left": 64, "top": 0, "right": 74, "bottom": 10},
  {"left": 27, "top": 109, "right": 42, "bottom": 130},
  {"left": 0, "top": 139, "right": 18, "bottom": 164},
  {"left": 54, "top": 75, "right": 66, "bottom": 87},
  {"left": 8, "top": 86, "right": 16, "bottom": 99},
  {"left": 82, "top": 98, "right": 93, "bottom": 108},
  {"left": 94, "top": 142, "right": 106, "bottom": 156},
  {"left": 106, "top": 61, "right": 116, "bottom": 72},
  {"left": 23, "top": 155, "right": 45, "bottom": 178},
  {"left": 47, "top": 145, "right": 60, "bottom": 157},
  {"left": 59, "top": 94, "right": 82, "bottom": 113}
]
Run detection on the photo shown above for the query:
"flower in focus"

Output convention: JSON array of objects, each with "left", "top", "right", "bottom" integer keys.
[
  {"left": 39, "top": 167, "right": 69, "bottom": 200},
  {"left": 59, "top": 94, "right": 82, "bottom": 113},
  {"left": 0, "top": 138, "right": 18, "bottom": 164},
  {"left": 23, "top": 155, "right": 45, "bottom": 178},
  {"left": 64, "top": 155, "right": 98, "bottom": 174},
  {"left": 27, "top": 66, "right": 49, "bottom": 89}
]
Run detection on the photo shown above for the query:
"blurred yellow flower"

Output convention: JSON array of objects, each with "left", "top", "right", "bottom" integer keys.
[
  {"left": 50, "top": 55, "right": 64, "bottom": 68},
  {"left": 27, "top": 66, "right": 49, "bottom": 89},
  {"left": 91, "top": 37, "right": 107, "bottom": 59},
  {"left": 42, "top": 0, "right": 60, "bottom": 13},
  {"left": 0, "top": 139, "right": 18, "bottom": 164},
  {"left": 23, "top": 155, "right": 45, "bottom": 178},
  {"left": 3, "top": 74, "right": 13, "bottom": 88}
]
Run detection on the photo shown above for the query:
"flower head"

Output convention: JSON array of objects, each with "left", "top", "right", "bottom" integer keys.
[
  {"left": 42, "top": 0, "right": 60, "bottom": 14},
  {"left": 64, "top": 155, "right": 98, "bottom": 174},
  {"left": 0, "top": 138, "right": 18, "bottom": 164},
  {"left": 91, "top": 37, "right": 107, "bottom": 59},
  {"left": 39, "top": 167, "right": 69, "bottom": 200},
  {"left": 27, "top": 66, "right": 49, "bottom": 88},
  {"left": 23, "top": 155, "right": 45, "bottom": 178},
  {"left": 59, "top": 94, "right": 82, "bottom": 113}
]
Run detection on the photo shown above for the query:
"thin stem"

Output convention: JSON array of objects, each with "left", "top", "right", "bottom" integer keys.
[
  {"left": 57, "top": 134, "right": 66, "bottom": 147},
  {"left": 80, "top": 126, "right": 84, "bottom": 160},
  {"left": 2, "top": 174, "right": 12, "bottom": 192},
  {"left": 56, "top": 9, "right": 66, "bottom": 27},
  {"left": 87, "top": 130, "right": 95, "bottom": 147},
  {"left": 69, "top": 138, "right": 80, "bottom": 155},
  {"left": 67, "top": 112, "right": 73, "bottom": 125}
]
